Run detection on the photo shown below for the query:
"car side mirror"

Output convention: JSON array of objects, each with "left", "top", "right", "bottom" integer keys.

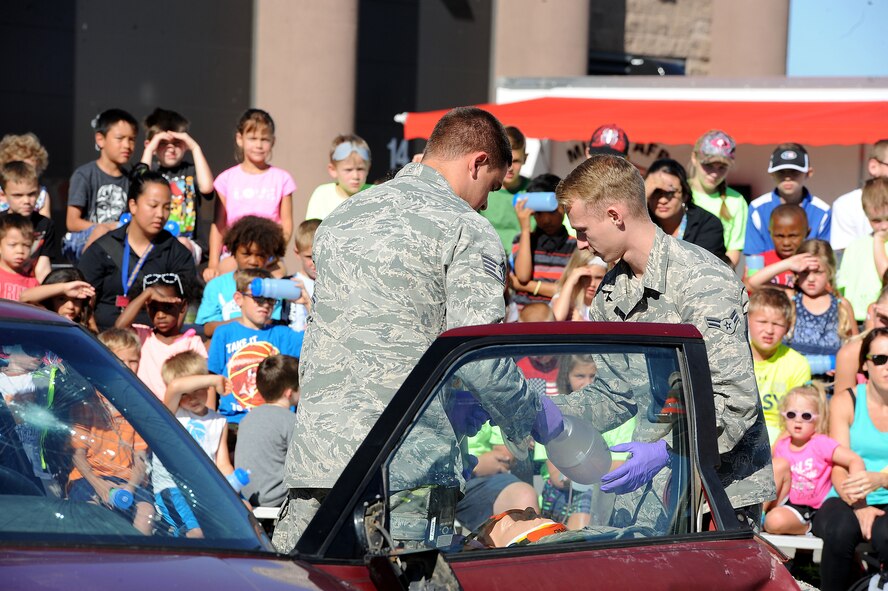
[{"left": 354, "top": 496, "right": 387, "bottom": 554}]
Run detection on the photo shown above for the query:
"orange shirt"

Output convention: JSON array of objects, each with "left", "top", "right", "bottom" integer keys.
[{"left": 67, "top": 394, "right": 147, "bottom": 485}]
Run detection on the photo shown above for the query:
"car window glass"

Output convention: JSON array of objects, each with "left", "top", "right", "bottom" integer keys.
[
  {"left": 383, "top": 343, "right": 692, "bottom": 553},
  {"left": 0, "top": 324, "right": 263, "bottom": 550}
]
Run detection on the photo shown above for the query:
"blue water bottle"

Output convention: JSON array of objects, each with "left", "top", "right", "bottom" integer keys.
[
  {"left": 163, "top": 220, "right": 180, "bottom": 236},
  {"left": 250, "top": 278, "right": 301, "bottom": 300},
  {"left": 513, "top": 191, "right": 558, "bottom": 212},
  {"left": 807, "top": 354, "right": 836, "bottom": 376},
  {"left": 745, "top": 254, "right": 765, "bottom": 278},
  {"left": 226, "top": 468, "right": 250, "bottom": 493},
  {"left": 108, "top": 487, "right": 134, "bottom": 510}
]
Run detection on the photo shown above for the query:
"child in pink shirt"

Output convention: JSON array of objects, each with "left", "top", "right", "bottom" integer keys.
[
  {"left": 0, "top": 213, "right": 38, "bottom": 300},
  {"left": 205, "top": 109, "right": 296, "bottom": 282},
  {"left": 764, "top": 382, "right": 865, "bottom": 535},
  {"left": 114, "top": 273, "right": 207, "bottom": 401}
]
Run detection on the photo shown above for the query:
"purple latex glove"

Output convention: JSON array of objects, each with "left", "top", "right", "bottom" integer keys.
[
  {"left": 531, "top": 396, "right": 565, "bottom": 444},
  {"left": 599, "top": 440, "right": 670, "bottom": 494},
  {"left": 446, "top": 390, "right": 491, "bottom": 438},
  {"left": 462, "top": 454, "right": 479, "bottom": 480}
]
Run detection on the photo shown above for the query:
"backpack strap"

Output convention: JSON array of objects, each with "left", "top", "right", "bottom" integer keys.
[{"left": 97, "top": 234, "right": 125, "bottom": 272}]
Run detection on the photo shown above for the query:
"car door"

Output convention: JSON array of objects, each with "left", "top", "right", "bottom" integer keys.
[{"left": 294, "top": 323, "right": 796, "bottom": 591}]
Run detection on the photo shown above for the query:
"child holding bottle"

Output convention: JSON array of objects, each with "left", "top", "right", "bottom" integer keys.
[{"left": 152, "top": 351, "right": 233, "bottom": 537}]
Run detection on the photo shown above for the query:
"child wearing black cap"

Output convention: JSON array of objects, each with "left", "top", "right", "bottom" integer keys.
[{"left": 744, "top": 142, "right": 831, "bottom": 256}]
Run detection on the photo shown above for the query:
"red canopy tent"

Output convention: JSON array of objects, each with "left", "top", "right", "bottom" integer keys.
[{"left": 401, "top": 96, "right": 888, "bottom": 146}]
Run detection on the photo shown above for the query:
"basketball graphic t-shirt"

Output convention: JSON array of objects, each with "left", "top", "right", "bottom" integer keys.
[{"left": 207, "top": 322, "right": 302, "bottom": 423}]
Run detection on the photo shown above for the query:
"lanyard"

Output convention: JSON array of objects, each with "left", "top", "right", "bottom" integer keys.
[
  {"left": 676, "top": 211, "right": 688, "bottom": 240},
  {"left": 121, "top": 231, "right": 154, "bottom": 297}
]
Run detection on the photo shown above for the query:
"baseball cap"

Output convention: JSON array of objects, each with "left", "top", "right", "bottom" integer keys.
[
  {"left": 768, "top": 145, "right": 809, "bottom": 173},
  {"left": 694, "top": 130, "right": 736, "bottom": 165},
  {"left": 588, "top": 124, "right": 630, "bottom": 156}
]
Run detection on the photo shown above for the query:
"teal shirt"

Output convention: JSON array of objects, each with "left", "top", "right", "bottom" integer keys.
[
  {"left": 851, "top": 384, "right": 888, "bottom": 505},
  {"left": 827, "top": 384, "right": 888, "bottom": 504}
]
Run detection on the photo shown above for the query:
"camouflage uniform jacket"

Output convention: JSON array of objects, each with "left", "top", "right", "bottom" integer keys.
[
  {"left": 283, "top": 162, "right": 538, "bottom": 490},
  {"left": 590, "top": 227, "right": 774, "bottom": 508}
]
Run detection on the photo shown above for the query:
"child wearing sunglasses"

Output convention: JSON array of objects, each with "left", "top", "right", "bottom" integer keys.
[
  {"left": 114, "top": 272, "right": 207, "bottom": 401},
  {"left": 207, "top": 267, "right": 302, "bottom": 424},
  {"left": 304, "top": 134, "right": 372, "bottom": 222},
  {"left": 764, "top": 382, "right": 864, "bottom": 535}
]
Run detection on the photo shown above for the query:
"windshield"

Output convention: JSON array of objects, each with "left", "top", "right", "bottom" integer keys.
[
  {"left": 0, "top": 320, "right": 266, "bottom": 551},
  {"left": 383, "top": 342, "right": 694, "bottom": 552}
]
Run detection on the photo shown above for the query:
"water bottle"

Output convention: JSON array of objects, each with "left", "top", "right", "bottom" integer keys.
[
  {"left": 108, "top": 487, "right": 134, "bottom": 510},
  {"left": 745, "top": 254, "right": 765, "bottom": 278},
  {"left": 544, "top": 415, "right": 611, "bottom": 485},
  {"left": 513, "top": 191, "right": 558, "bottom": 212},
  {"left": 225, "top": 468, "right": 250, "bottom": 493},
  {"left": 163, "top": 220, "right": 180, "bottom": 236},
  {"left": 250, "top": 278, "right": 301, "bottom": 300},
  {"left": 118, "top": 213, "right": 178, "bottom": 236},
  {"left": 807, "top": 354, "right": 836, "bottom": 376}
]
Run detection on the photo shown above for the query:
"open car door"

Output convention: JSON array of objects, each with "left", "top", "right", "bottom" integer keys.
[{"left": 293, "top": 322, "right": 797, "bottom": 591}]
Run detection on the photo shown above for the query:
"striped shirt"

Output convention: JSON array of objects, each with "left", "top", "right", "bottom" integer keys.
[{"left": 511, "top": 227, "right": 576, "bottom": 307}]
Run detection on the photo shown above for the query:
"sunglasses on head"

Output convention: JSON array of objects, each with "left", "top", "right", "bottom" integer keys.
[
  {"left": 782, "top": 410, "right": 818, "bottom": 422},
  {"left": 143, "top": 273, "right": 184, "bottom": 296},
  {"left": 867, "top": 354, "right": 888, "bottom": 366},
  {"left": 331, "top": 141, "right": 370, "bottom": 162}
]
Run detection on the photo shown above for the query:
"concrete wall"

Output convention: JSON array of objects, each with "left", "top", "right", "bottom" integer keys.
[
  {"left": 710, "top": 0, "right": 789, "bottom": 75},
  {"left": 252, "top": 0, "right": 359, "bottom": 272},
  {"left": 416, "top": 0, "right": 493, "bottom": 110},
  {"left": 0, "top": 0, "right": 76, "bottom": 215},
  {"left": 623, "top": 0, "right": 713, "bottom": 75},
  {"left": 598, "top": 0, "right": 789, "bottom": 77},
  {"left": 354, "top": 0, "right": 421, "bottom": 179},
  {"left": 492, "top": 0, "right": 589, "bottom": 78},
  {"left": 72, "top": 0, "right": 253, "bottom": 238}
]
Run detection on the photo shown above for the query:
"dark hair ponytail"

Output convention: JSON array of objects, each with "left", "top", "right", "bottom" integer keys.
[{"left": 128, "top": 163, "right": 169, "bottom": 202}]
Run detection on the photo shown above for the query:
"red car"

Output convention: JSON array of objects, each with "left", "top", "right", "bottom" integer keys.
[{"left": 0, "top": 301, "right": 797, "bottom": 590}]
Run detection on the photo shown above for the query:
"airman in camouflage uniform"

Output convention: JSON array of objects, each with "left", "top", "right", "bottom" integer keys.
[
  {"left": 555, "top": 155, "right": 775, "bottom": 516},
  {"left": 273, "top": 108, "right": 544, "bottom": 552}
]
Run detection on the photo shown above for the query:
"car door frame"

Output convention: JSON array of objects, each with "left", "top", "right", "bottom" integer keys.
[{"left": 294, "top": 322, "right": 750, "bottom": 565}]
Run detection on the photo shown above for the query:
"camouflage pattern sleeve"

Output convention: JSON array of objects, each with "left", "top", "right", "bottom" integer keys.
[
  {"left": 442, "top": 212, "right": 508, "bottom": 329},
  {"left": 439, "top": 213, "right": 539, "bottom": 442},
  {"left": 456, "top": 358, "right": 538, "bottom": 445},
  {"left": 679, "top": 269, "right": 758, "bottom": 455}
]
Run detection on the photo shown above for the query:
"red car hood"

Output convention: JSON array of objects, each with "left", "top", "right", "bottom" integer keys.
[{"left": 0, "top": 548, "right": 354, "bottom": 591}]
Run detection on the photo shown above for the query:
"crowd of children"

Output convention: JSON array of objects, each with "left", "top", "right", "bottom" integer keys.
[
  {"left": 0, "top": 105, "right": 375, "bottom": 527},
  {"left": 3, "top": 110, "right": 888, "bottom": 582}
]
